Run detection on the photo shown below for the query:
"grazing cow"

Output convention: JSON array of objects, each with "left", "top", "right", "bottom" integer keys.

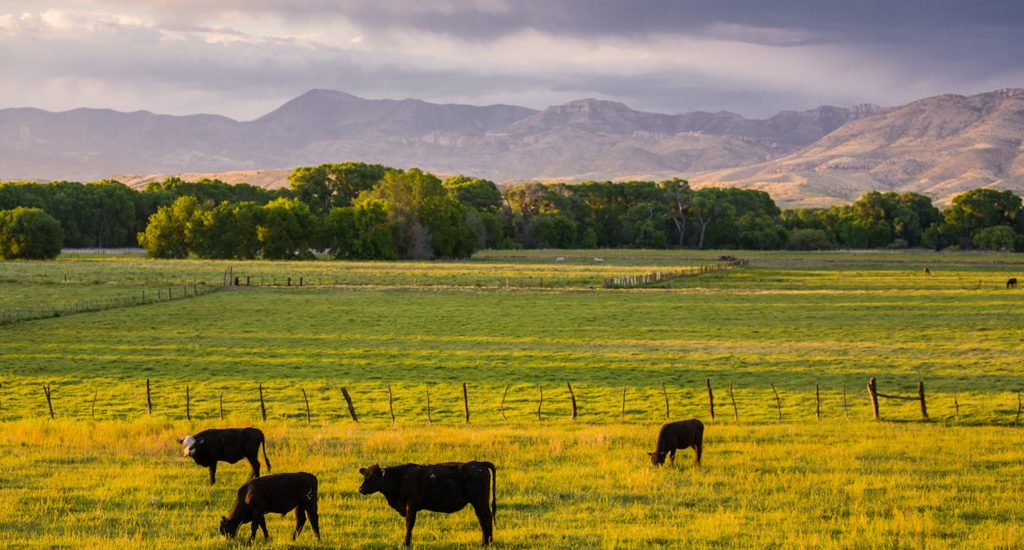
[
  {"left": 649, "top": 419, "right": 704, "bottom": 466},
  {"left": 219, "top": 472, "right": 320, "bottom": 543},
  {"left": 1008, "top": 277, "right": 1018, "bottom": 289},
  {"left": 924, "top": 267, "right": 931, "bottom": 276},
  {"left": 358, "top": 461, "right": 496, "bottom": 547},
  {"left": 179, "top": 427, "right": 270, "bottom": 485}
]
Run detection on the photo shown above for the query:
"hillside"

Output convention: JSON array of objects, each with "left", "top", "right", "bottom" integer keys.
[
  {"left": 5, "top": 88, "right": 1024, "bottom": 207},
  {"left": 0, "top": 89, "right": 876, "bottom": 189},
  {"left": 692, "top": 88, "right": 1024, "bottom": 206}
]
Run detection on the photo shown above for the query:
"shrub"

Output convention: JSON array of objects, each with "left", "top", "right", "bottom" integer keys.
[
  {"left": 786, "top": 228, "right": 831, "bottom": 250},
  {"left": 0, "top": 207, "right": 64, "bottom": 259}
]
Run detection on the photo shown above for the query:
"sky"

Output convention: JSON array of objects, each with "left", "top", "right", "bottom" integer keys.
[{"left": 0, "top": 0, "right": 1022, "bottom": 120}]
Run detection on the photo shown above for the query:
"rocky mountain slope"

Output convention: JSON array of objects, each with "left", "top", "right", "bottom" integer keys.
[
  {"left": 691, "top": 88, "right": 1024, "bottom": 206},
  {"left": 4, "top": 87, "right": 1022, "bottom": 207},
  {"left": 0, "top": 89, "right": 877, "bottom": 189}
]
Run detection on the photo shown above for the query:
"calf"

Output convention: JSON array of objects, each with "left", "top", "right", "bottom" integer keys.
[
  {"left": 179, "top": 427, "right": 270, "bottom": 485},
  {"left": 649, "top": 419, "right": 703, "bottom": 466},
  {"left": 358, "top": 461, "right": 496, "bottom": 547},
  {"left": 219, "top": 472, "right": 320, "bottom": 543},
  {"left": 1008, "top": 277, "right": 1017, "bottom": 289}
]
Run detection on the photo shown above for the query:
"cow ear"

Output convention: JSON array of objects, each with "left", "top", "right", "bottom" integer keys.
[
  {"left": 176, "top": 438, "right": 183, "bottom": 444},
  {"left": 359, "top": 468, "right": 366, "bottom": 475}
]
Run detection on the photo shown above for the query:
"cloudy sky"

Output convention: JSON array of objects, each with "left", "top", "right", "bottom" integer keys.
[{"left": 1, "top": 0, "right": 1022, "bottom": 119}]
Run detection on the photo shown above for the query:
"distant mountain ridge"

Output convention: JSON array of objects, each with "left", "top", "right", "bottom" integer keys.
[
  {"left": 3, "top": 87, "right": 1023, "bottom": 206},
  {"left": 691, "top": 88, "right": 1024, "bottom": 206}
]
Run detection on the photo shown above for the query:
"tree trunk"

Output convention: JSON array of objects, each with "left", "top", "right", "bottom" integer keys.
[{"left": 698, "top": 218, "right": 711, "bottom": 249}]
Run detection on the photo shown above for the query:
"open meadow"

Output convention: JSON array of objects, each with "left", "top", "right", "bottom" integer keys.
[{"left": 2, "top": 249, "right": 1024, "bottom": 548}]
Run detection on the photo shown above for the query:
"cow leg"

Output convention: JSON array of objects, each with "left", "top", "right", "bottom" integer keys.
[
  {"left": 208, "top": 463, "right": 217, "bottom": 485},
  {"left": 308, "top": 506, "right": 321, "bottom": 540},
  {"left": 404, "top": 509, "right": 417, "bottom": 547},
  {"left": 246, "top": 454, "right": 260, "bottom": 480},
  {"left": 293, "top": 508, "right": 306, "bottom": 540},
  {"left": 258, "top": 514, "right": 270, "bottom": 540},
  {"left": 472, "top": 500, "right": 494, "bottom": 546},
  {"left": 669, "top": 449, "right": 676, "bottom": 465},
  {"left": 695, "top": 442, "right": 702, "bottom": 466},
  {"left": 249, "top": 518, "right": 260, "bottom": 544}
]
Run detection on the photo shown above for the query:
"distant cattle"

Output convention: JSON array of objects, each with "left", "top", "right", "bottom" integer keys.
[
  {"left": 649, "top": 419, "right": 704, "bottom": 466},
  {"left": 359, "top": 461, "right": 496, "bottom": 547},
  {"left": 1008, "top": 277, "right": 1018, "bottom": 289},
  {"left": 179, "top": 427, "right": 270, "bottom": 484},
  {"left": 924, "top": 267, "right": 931, "bottom": 276},
  {"left": 219, "top": 472, "right": 320, "bottom": 543}
]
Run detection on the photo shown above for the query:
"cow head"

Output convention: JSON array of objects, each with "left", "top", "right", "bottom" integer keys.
[
  {"left": 648, "top": 451, "right": 667, "bottom": 466},
  {"left": 358, "top": 464, "right": 385, "bottom": 495},
  {"left": 219, "top": 515, "right": 241, "bottom": 539},
  {"left": 180, "top": 435, "right": 200, "bottom": 457}
]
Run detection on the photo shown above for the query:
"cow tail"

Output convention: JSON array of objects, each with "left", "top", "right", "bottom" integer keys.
[
  {"left": 261, "top": 435, "right": 272, "bottom": 473},
  {"left": 483, "top": 461, "right": 496, "bottom": 524}
]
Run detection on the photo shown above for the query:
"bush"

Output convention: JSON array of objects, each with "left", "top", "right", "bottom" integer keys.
[
  {"left": 972, "top": 225, "right": 1016, "bottom": 251},
  {"left": 786, "top": 228, "right": 831, "bottom": 250},
  {"left": 0, "top": 207, "right": 64, "bottom": 259},
  {"left": 886, "top": 238, "right": 909, "bottom": 249}
]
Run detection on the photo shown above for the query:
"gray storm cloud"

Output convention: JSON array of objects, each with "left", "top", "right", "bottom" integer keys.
[{"left": 0, "top": 1, "right": 1021, "bottom": 119}]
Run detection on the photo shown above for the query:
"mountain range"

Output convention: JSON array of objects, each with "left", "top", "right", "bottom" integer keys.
[{"left": 2, "top": 88, "right": 1023, "bottom": 207}]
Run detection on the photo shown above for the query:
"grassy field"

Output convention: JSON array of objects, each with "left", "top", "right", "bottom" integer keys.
[{"left": 1, "top": 250, "right": 1023, "bottom": 547}]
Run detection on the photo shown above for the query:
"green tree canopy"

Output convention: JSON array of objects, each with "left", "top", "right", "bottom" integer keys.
[
  {"left": 257, "top": 198, "right": 319, "bottom": 260},
  {"left": 137, "top": 196, "right": 203, "bottom": 258},
  {"left": 0, "top": 207, "right": 64, "bottom": 259}
]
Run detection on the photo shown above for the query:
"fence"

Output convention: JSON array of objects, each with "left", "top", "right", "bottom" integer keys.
[
  {"left": 9, "top": 377, "right": 1022, "bottom": 426},
  {"left": 603, "top": 258, "right": 748, "bottom": 288},
  {"left": 0, "top": 282, "right": 218, "bottom": 326}
]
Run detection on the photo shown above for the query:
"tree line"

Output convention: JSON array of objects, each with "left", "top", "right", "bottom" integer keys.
[{"left": 2, "top": 161, "right": 1023, "bottom": 259}]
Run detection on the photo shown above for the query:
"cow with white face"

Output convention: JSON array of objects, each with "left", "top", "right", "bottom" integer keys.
[{"left": 178, "top": 427, "right": 270, "bottom": 485}]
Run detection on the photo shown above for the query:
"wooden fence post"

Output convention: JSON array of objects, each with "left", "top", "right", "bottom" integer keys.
[
  {"left": 91, "top": 390, "right": 97, "bottom": 419},
  {"left": 426, "top": 389, "right": 432, "bottom": 424},
  {"left": 567, "top": 383, "right": 578, "bottom": 422},
  {"left": 621, "top": 385, "right": 627, "bottom": 421},
  {"left": 43, "top": 385, "right": 55, "bottom": 419},
  {"left": 146, "top": 379, "right": 153, "bottom": 415},
  {"left": 662, "top": 383, "right": 670, "bottom": 419},
  {"left": 341, "top": 388, "right": 358, "bottom": 422},
  {"left": 867, "top": 377, "right": 879, "bottom": 420},
  {"left": 1016, "top": 391, "right": 1021, "bottom": 427},
  {"left": 815, "top": 384, "right": 820, "bottom": 420},
  {"left": 706, "top": 378, "right": 715, "bottom": 420},
  {"left": 770, "top": 384, "right": 782, "bottom": 423},
  {"left": 500, "top": 384, "right": 510, "bottom": 421},
  {"left": 186, "top": 385, "right": 191, "bottom": 421},
  {"left": 302, "top": 388, "right": 311, "bottom": 425},
  {"left": 537, "top": 385, "right": 543, "bottom": 421},
  {"left": 219, "top": 392, "right": 224, "bottom": 420},
  {"left": 387, "top": 384, "right": 395, "bottom": 425},
  {"left": 258, "top": 383, "right": 267, "bottom": 422},
  {"left": 954, "top": 391, "right": 960, "bottom": 423},
  {"left": 729, "top": 383, "right": 738, "bottom": 421},
  {"left": 918, "top": 381, "right": 928, "bottom": 420},
  {"left": 843, "top": 384, "right": 849, "bottom": 420},
  {"left": 462, "top": 383, "right": 470, "bottom": 424}
]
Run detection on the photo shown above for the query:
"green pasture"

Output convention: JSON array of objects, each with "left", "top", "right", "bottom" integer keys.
[
  {"left": 1, "top": 250, "right": 1024, "bottom": 547},
  {"left": 0, "top": 420, "right": 1022, "bottom": 549}
]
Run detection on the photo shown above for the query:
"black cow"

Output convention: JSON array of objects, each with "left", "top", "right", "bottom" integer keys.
[
  {"left": 649, "top": 419, "right": 704, "bottom": 466},
  {"left": 358, "top": 461, "right": 496, "bottom": 547},
  {"left": 1008, "top": 277, "right": 1018, "bottom": 289},
  {"left": 219, "top": 472, "right": 320, "bottom": 543},
  {"left": 178, "top": 427, "right": 270, "bottom": 485}
]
